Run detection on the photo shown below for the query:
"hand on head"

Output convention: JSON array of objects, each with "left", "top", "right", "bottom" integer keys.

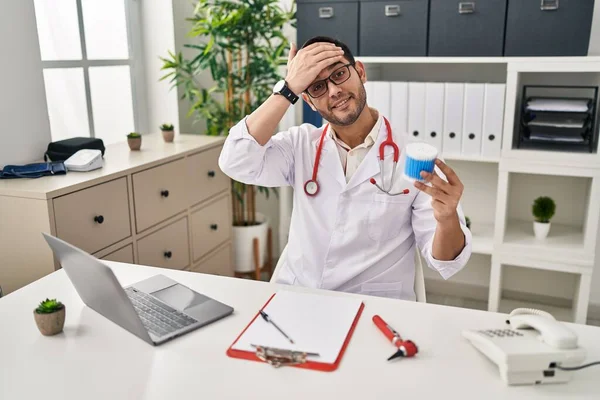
[{"left": 285, "top": 41, "right": 346, "bottom": 95}]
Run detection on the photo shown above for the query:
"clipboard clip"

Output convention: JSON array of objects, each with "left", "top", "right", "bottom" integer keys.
[{"left": 252, "top": 344, "right": 319, "bottom": 368}]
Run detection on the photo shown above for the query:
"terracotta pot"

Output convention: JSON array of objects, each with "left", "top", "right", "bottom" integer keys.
[
  {"left": 128, "top": 137, "right": 141, "bottom": 150},
  {"left": 34, "top": 306, "right": 66, "bottom": 336},
  {"left": 162, "top": 130, "right": 175, "bottom": 143}
]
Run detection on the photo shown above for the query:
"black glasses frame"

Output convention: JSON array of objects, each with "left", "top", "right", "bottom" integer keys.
[{"left": 304, "top": 63, "right": 355, "bottom": 98}]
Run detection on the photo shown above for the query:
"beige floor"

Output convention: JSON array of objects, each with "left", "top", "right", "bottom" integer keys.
[{"left": 426, "top": 293, "right": 600, "bottom": 327}]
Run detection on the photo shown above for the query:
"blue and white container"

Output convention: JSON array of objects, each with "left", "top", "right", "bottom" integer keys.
[{"left": 402, "top": 142, "right": 438, "bottom": 182}]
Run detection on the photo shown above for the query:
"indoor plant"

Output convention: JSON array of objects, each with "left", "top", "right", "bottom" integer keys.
[
  {"left": 34, "top": 298, "right": 65, "bottom": 336},
  {"left": 532, "top": 196, "right": 556, "bottom": 240},
  {"left": 160, "top": 123, "right": 175, "bottom": 143},
  {"left": 127, "top": 132, "right": 142, "bottom": 150},
  {"left": 160, "top": 0, "right": 294, "bottom": 274}
]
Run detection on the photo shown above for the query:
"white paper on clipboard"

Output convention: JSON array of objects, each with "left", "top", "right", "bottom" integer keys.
[{"left": 231, "top": 290, "right": 363, "bottom": 364}]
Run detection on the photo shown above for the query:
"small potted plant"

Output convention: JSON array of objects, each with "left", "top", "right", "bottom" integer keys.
[
  {"left": 34, "top": 298, "right": 65, "bottom": 336},
  {"left": 127, "top": 132, "right": 142, "bottom": 150},
  {"left": 160, "top": 123, "right": 175, "bottom": 143},
  {"left": 532, "top": 196, "right": 556, "bottom": 240}
]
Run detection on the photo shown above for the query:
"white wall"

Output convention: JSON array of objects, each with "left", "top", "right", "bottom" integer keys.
[
  {"left": 140, "top": 0, "right": 179, "bottom": 133},
  {"left": 0, "top": 0, "right": 51, "bottom": 168}
]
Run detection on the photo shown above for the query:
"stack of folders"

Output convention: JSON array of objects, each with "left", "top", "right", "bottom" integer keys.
[
  {"left": 362, "top": 81, "right": 506, "bottom": 160},
  {"left": 521, "top": 97, "right": 593, "bottom": 151}
]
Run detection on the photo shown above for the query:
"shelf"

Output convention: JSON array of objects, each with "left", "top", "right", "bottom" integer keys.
[
  {"left": 470, "top": 222, "right": 494, "bottom": 255},
  {"left": 498, "top": 298, "right": 573, "bottom": 323},
  {"left": 443, "top": 153, "right": 500, "bottom": 163},
  {"left": 356, "top": 56, "right": 600, "bottom": 65},
  {"left": 501, "top": 221, "right": 591, "bottom": 265}
]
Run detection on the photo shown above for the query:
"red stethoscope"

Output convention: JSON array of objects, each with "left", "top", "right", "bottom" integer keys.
[{"left": 304, "top": 116, "right": 410, "bottom": 196}]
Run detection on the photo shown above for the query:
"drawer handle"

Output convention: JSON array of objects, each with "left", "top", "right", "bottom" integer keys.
[
  {"left": 413, "top": 131, "right": 419, "bottom": 137},
  {"left": 164, "top": 251, "right": 172, "bottom": 259},
  {"left": 207, "top": 170, "right": 216, "bottom": 178},
  {"left": 160, "top": 189, "right": 169, "bottom": 198},
  {"left": 489, "top": 134, "right": 495, "bottom": 141},
  {"left": 430, "top": 131, "right": 437, "bottom": 138},
  {"left": 384, "top": 5, "right": 400, "bottom": 17},
  {"left": 94, "top": 215, "right": 104, "bottom": 224},
  {"left": 318, "top": 7, "right": 333, "bottom": 19},
  {"left": 458, "top": 2, "right": 475, "bottom": 14},
  {"left": 210, "top": 224, "right": 218, "bottom": 231},
  {"left": 540, "top": 0, "right": 559, "bottom": 11},
  {"left": 449, "top": 132, "right": 456, "bottom": 139},
  {"left": 469, "top": 133, "right": 476, "bottom": 140}
]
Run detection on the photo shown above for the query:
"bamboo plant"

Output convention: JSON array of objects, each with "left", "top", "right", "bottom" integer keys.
[{"left": 160, "top": 0, "right": 295, "bottom": 226}]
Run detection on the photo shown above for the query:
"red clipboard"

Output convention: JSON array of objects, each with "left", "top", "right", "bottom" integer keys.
[{"left": 226, "top": 292, "right": 365, "bottom": 372}]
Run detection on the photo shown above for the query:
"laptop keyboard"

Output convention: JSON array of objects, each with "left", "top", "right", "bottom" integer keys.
[{"left": 125, "top": 287, "right": 198, "bottom": 337}]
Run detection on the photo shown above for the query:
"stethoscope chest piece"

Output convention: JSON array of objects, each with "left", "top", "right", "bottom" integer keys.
[{"left": 304, "top": 180, "right": 319, "bottom": 196}]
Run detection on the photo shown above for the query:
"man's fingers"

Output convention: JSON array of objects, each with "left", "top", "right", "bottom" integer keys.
[
  {"left": 314, "top": 55, "right": 345, "bottom": 71},
  {"left": 414, "top": 181, "right": 452, "bottom": 204},
  {"left": 306, "top": 43, "right": 340, "bottom": 56},
  {"left": 287, "top": 42, "right": 297, "bottom": 63},
  {"left": 312, "top": 49, "right": 345, "bottom": 64},
  {"left": 434, "top": 159, "right": 462, "bottom": 187},
  {"left": 420, "top": 171, "right": 451, "bottom": 194}
]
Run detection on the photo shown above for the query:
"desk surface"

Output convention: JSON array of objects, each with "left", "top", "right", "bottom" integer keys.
[{"left": 1, "top": 262, "right": 599, "bottom": 399}]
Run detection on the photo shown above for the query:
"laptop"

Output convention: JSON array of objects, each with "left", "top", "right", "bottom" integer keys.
[{"left": 42, "top": 233, "right": 234, "bottom": 346}]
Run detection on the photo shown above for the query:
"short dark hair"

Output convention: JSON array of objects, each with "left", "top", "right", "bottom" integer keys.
[{"left": 300, "top": 36, "right": 355, "bottom": 65}]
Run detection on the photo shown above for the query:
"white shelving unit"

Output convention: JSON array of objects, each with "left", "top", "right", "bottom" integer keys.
[{"left": 358, "top": 56, "right": 600, "bottom": 324}]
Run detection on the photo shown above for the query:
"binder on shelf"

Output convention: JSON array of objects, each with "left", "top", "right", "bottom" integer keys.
[
  {"left": 365, "top": 81, "right": 391, "bottom": 123},
  {"left": 462, "top": 83, "right": 485, "bottom": 157},
  {"left": 442, "top": 83, "right": 464, "bottom": 156},
  {"left": 424, "top": 83, "right": 444, "bottom": 150},
  {"left": 517, "top": 85, "right": 598, "bottom": 153},
  {"left": 390, "top": 82, "right": 409, "bottom": 138},
  {"left": 408, "top": 82, "right": 426, "bottom": 143},
  {"left": 481, "top": 83, "right": 506, "bottom": 159},
  {"left": 226, "top": 290, "right": 364, "bottom": 372}
]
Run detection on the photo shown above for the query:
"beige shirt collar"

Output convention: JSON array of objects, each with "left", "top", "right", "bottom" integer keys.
[{"left": 328, "top": 108, "right": 382, "bottom": 151}]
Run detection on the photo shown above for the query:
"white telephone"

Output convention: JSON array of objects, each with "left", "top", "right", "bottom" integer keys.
[
  {"left": 64, "top": 149, "right": 103, "bottom": 172},
  {"left": 462, "top": 308, "right": 586, "bottom": 385}
]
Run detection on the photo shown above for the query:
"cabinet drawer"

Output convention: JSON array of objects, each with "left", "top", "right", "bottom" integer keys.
[
  {"left": 53, "top": 177, "right": 131, "bottom": 254},
  {"left": 297, "top": 2, "right": 358, "bottom": 55},
  {"left": 504, "top": 0, "right": 594, "bottom": 56},
  {"left": 359, "top": 0, "right": 428, "bottom": 56},
  {"left": 137, "top": 217, "right": 190, "bottom": 270},
  {"left": 132, "top": 158, "right": 188, "bottom": 233},
  {"left": 191, "top": 196, "right": 231, "bottom": 262},
  {"left": 428, "top": 0, "right": 507, "bottom": 56},
  {"left": 187, "top": 146, "right": 229, "bottom": 206},
  {"left": 101, "top": 244, "right": 134, "bottom": 264},
  {"left": 190, "top": 244, "right": 233, "bottom": 277}
]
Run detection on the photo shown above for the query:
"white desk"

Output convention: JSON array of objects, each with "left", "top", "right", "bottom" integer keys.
[{"left": 1, "top": 262, "right": 599, "bottom": 399}]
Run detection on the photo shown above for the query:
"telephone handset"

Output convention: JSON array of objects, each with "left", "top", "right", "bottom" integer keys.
[{"left": 462, "top": 308, "right": 586, "bottom": 385}]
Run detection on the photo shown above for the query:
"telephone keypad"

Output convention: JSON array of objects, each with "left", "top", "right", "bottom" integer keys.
[{"left": 479, "top": 329, "right": 523, "bottom": 338}]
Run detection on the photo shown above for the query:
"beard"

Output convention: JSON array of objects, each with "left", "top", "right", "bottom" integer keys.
[{"left": 318, "top": 83, "right": 367, "bottom": 126}]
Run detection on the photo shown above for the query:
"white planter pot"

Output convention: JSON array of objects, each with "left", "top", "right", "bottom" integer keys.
[
  {"left": 232, "top": 213, "right": 269, "bottom": 273},
  {"left": 533, "top": 221, "right": 551, "bottom": 240}
]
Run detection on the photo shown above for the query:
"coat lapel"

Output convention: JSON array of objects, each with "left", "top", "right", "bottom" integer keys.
[
  {"left": 343, "top": 119, "right": 392, "bottom": 193},
  {"left": 314, "top": 134, "right": 347, "bottom": 190}
]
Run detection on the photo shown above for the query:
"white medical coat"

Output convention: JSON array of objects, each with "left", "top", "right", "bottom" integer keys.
[{"left": 218, "top": 113, "right": 472, "bottom": 300}]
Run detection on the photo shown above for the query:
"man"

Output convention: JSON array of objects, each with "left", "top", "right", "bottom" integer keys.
[{"left": 219, "top": 36, "right": 472, "bottom": 300}]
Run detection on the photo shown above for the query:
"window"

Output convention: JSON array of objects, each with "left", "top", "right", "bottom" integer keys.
[{"left": 34, "top": 0, "right": 145, "bottom": 145}]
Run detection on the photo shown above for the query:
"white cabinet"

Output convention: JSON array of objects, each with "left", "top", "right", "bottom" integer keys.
[{"left": 357, "top": 56, "right": 600, "bottom": 324}]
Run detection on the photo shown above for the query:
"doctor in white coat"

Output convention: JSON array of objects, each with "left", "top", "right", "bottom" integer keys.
[{"left": 219, "top": 36, "right": 472, "bottom": 301}]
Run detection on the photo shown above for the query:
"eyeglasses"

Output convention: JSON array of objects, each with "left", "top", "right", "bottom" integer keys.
[{"left": 305, "top": 63, "right": 354, "bottom": 98}]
